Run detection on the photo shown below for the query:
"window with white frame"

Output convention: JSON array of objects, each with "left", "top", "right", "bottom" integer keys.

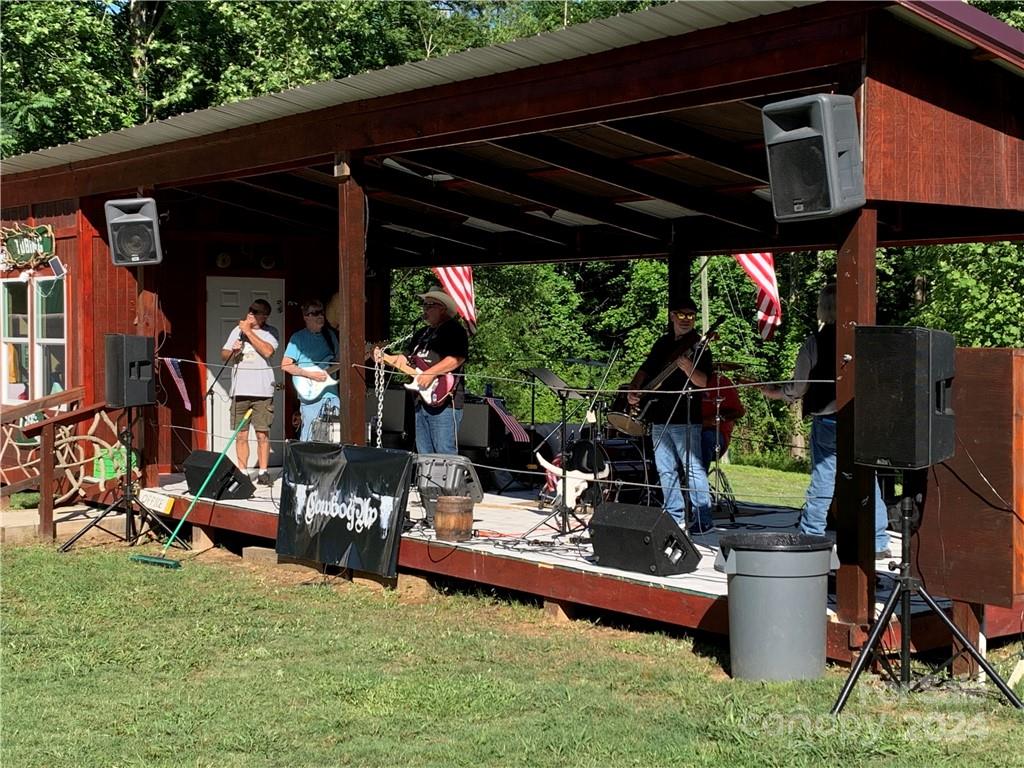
[{"left": 1, "top": 276, "right": 67, "bottom": 403}]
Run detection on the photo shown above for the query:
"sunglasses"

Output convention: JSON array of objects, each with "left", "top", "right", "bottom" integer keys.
[
  {"left": 673, "top": 311, "right": 697, "bottom": 320},
  {"left": 304, "top": 309, "right": 324, "bottom": 317},
  {"left": 248, "top": 309, "right": 269, "bottom": 316}
]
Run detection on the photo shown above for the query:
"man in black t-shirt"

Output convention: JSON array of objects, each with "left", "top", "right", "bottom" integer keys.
[
  {"left": 626, "top": 297, "right": 714, "bottom": 534},
  {"left": 373, "top": 285, "right": 468, "bottom": 455}
]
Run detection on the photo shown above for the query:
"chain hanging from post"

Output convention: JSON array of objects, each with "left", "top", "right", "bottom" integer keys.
[{"left": 374, "top": 354, "right": 386, "bottom": 449}]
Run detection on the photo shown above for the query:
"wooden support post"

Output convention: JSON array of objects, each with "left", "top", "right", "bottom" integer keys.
[
  {"left": 338, "top": 155, "right": 367, "bottom": 445},
  {"left": 668, "top": 236, "right": 693, "bottom": 308},
  {"left": 38, "top": 423, "right": 55, "bottom": 540},
  {"left": 951, "top": 601, "right": 982, "bottom": 677},
  {"left": 834, "top": 206, "right": 878, "bottom": 627}
]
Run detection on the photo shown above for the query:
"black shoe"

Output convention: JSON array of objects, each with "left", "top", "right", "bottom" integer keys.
[{"left": 257, "top": 473, "right": 274, "bottom": 487}]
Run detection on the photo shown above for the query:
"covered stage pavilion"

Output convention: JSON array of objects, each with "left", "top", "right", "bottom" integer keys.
[{"left": 3, "top": 1, "right": 1022, "bottom": 664}]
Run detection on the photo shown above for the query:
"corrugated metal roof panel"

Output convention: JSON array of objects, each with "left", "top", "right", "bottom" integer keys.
[{"left": 18, "top": 0, "right": 1017, "bottom": 180}]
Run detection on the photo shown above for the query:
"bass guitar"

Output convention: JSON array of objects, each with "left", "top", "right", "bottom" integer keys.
[
  {"left": 608, "top": 320, "right": 724, "bottom": 436},
  {"left": 292, "top": 363, "right": 341, "bottom": 403}
]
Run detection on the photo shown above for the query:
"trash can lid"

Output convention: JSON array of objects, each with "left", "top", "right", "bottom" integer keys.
[{"left": 719, "top": 532, "right": 834, "bottom": 554}]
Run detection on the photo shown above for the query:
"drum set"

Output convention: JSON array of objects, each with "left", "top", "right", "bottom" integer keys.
[{"left": 535, "top": 360, "right": 747, "bottom": 519}]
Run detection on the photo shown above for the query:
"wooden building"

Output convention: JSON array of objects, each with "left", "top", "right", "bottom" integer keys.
[{"left": 2, "top": 1, "right": 1022, "bottom": 657}]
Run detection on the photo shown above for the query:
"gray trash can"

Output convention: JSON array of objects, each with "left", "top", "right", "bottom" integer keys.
[{"left": 718, "top": 532, "right": 838, "bottom": 681}]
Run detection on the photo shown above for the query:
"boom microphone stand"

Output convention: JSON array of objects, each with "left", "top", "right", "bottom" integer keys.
[
  {"left": 832, "top": 485, "right": 1022, "bottom": 714},
  {"left": 60, "top": 406, "right": 186, "bottom": 552}
]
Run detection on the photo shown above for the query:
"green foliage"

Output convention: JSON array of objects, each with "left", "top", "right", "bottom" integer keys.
[
  {"left": 970, "top": 1, "right": 1024, "bottom": 30},
  {"left": 0, "top": 0, "right": 139, "bottom": 156},
  {"left": 900, "top": 242, "right": 1024, "bottom": 348}
]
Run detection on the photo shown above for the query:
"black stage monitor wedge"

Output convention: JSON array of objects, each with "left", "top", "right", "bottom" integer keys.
[
  {"left": 854, "top": 326, "right": 955, "bottom": 469},
  {"left": 105, "top": 197, "right": 163, "bottom": 266},
  {"left": 762, "top": 94, "right": 865, "bottom": 222},
  {"left": 182, "top": 450, "right": 255, "bottom": 501},
  {"left": 590, "top": 503, "right": 701, "bottom": 576},
  {"left": 104, "top": 334, "right": 155, "bottom": 408}
]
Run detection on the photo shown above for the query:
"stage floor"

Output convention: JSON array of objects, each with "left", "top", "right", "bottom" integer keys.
[{"left": 143, "top": 469, "right": 910, "bottom": 620}]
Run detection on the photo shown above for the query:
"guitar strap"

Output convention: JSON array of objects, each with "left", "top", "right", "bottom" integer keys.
[{"left": 321, "top": 329, "right": 336, "bottom": 360}]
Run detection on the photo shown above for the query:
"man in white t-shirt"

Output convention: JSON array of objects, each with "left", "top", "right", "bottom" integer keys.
[{"left": 221, "top": 299, "right": 279, "bottom": 486}]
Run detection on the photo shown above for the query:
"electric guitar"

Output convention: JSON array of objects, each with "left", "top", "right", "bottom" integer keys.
[
  {"left": 373, "top": 347, "right": 456, "bottom": 407},
  {"left": 292, "top": 363, "right": 342, "bottom": 403}
]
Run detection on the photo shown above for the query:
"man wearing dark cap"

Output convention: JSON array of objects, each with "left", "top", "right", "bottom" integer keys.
[
  {"left": 221, "top": 298, "right": 279, "bottom": 486},
  {"left": 626, "top": 297, "right": 714, "bottom": 534},
  {"left": 373, "top": 285, "right": 468, "bottom": 455}
]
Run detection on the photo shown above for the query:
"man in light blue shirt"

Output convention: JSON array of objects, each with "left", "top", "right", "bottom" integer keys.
[{"left": 281, "top": 299, "right": 340, "bottom": 441}]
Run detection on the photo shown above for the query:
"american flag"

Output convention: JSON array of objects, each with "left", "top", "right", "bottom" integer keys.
[
  {"left": 432, "top": 265, "right": 477, "bottom": 334},
  {"left": 734, "top": 252, "right": 782, "bottom": 340},
  {"left": 165, "top": 358, "right": 192, "bottom": 411}
]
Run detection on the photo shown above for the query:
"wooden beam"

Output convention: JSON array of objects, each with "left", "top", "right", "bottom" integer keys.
[
  {"left": 338, "top": 168, "right": 367, "bottom": 445},
  {"left": 408, "top": 149, "right": 669, "bottom": 241},
  {"left": 360, "top": 164, "right": 574, "bottom": 246},
  {"left": 495, "top": 134, "right": 770, "bottom": 231},
  {"left": 605, "top": 115, "right": 770, "bottom": 183},
  {"left": 834, "top": 206, "right": 879, "bottom": 627}
]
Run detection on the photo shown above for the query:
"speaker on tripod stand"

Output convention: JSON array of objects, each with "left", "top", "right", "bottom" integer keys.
[
  {"left": 832, "top": 326, "right": 1021, "bottom": 713},
  {"left": 60, "top": 335, "right": 185, "bottom": 552}
]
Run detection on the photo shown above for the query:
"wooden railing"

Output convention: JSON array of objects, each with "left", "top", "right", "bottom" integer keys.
[{"left": 1, "top": 388, "right": 127, "bottom": 539}]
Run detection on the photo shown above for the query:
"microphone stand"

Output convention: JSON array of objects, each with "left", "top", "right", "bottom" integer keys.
[{"left": 206, "top": 353, "right": 238, "bottom": 452}]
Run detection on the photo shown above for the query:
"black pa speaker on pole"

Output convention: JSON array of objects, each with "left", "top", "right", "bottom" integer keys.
[
  {"left": 854, "top": 326, "right": 955, "bottom": 469},
  {"left": 589, "top": 503, "right": 701, "bottom": 576},
  {"left": 762, "top": 93, "right": 865, "bottom": 222},
  {"left": 104, "top": 334, "right": 155, "bottom": 408},
  {"left": 104, "top": 197, "right": 163, "bottom": 266},
  {"left": 182, "top": 450, "right": 255, "bottom": 501}
]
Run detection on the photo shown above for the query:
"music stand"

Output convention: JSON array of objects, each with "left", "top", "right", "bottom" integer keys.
[{"left": 523, "top": 368, "right": 590, "bottom": 536}]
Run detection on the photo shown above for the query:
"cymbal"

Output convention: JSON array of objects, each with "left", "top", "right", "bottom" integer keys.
[{"left": 714, "top": 361, "right": 745, "bottom": 371}]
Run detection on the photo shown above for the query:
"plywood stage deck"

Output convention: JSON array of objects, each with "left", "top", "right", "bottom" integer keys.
[{"left": 136, "top": 468, "right": 988, "bottom": 663}]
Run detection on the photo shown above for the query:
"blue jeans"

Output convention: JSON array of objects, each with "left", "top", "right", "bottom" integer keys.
[
  {"left": 802, "top": 416, "right": 890, "bottom": 551},
  {"left": 651, "top": 423, "right": 712, "bottom": 532},
  {"left": 299, "top": 394, "right": 340, "bottom": 442},
  {"left": 415, "top": 405, "right": 463, "bottom": 455}
]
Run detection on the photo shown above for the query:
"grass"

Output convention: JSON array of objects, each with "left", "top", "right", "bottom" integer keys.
[
  {"left": 2, "top": 542, "right": 1022, "bottom": 767},
  {"left": 717, "top": 462, "right": 810, "bottom": 508},
  {"left": 5, "top": 491, "right": 41, "bottom": 510}
]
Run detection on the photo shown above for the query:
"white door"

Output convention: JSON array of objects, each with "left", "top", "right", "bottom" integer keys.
[{"left": 205, "top": 277, "right": 286, "bottom": 467}]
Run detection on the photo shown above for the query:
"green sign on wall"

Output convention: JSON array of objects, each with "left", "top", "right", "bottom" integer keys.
[{"left": 1, "top": 224, "right": 55, "bottom": 267}]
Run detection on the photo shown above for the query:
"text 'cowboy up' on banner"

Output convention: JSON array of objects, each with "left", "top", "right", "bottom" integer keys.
[{"left": 276, "top": 443, "right": 414, "bottom": 578}]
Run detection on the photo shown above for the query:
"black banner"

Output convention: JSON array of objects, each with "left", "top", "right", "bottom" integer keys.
[{"left": 276, "top": 443, "right": 413, "bottom": 578}]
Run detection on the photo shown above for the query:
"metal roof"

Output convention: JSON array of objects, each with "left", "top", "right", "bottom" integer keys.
[
  {"left": 3, "top": 0, "right": 1021, "bottom": 179},
  {"left": 0, "top": 1, "right": 823, "bottom": 176}
]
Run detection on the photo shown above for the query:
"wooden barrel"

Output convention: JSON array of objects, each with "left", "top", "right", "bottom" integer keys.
[{"left": 434, "top": 495, "right": 474, "bottom": 542}]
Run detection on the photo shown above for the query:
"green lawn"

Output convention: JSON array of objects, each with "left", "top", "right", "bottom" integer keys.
[
  {"left": 718, "top": 462, "right": 810, "bottom": 508},
  {"left": 2, "top": 543, "right": 1022, "bottom": 767}
]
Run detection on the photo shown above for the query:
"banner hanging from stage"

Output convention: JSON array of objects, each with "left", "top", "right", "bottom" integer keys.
[{"left": 277, "top": 443, "right": 413, "bottom": 578}]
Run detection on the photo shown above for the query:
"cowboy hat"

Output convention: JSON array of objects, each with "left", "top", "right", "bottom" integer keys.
[{"left": 417, "top": 285, "right": 458, "bottom": 316}]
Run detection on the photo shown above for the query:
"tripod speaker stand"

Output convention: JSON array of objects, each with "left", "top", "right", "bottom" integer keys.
[
  {"left": 831, "top": 489, "right": 1022, "bottom": 713},
  {"left": 60, "top": 406, "right": 186, "bottom": 553}
]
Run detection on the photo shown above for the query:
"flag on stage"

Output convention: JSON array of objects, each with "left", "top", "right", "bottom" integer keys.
[
  {"left": 432, "top": 265, "right": 477, "bottom": 334},
  {"left": 734, "top": 252, "right": 781, "bottom": 340},
  {"left": 484, "top": 397, "right": 530, "bottom": 443},
  {"left": 166, "top": 358, "right": 192, "bottom": 411}
]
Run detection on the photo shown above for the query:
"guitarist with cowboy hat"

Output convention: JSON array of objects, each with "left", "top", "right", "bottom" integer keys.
[
  {"left": 282, "top": 298, "right": 340, "bottom": 442},
  {"left": 374, "top": 285, "right": 468, "bottom": 455}
]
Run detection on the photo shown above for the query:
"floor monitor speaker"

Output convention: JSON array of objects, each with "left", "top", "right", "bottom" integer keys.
[
  {"left": 182, "top": 450, "right": 255, "bottom": 500},
  {"left": 590, "top": 502, "right": 701, "bottom": 576},
  {"left": 854, "top": 326, "right": 955, "bottom": 469}
]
